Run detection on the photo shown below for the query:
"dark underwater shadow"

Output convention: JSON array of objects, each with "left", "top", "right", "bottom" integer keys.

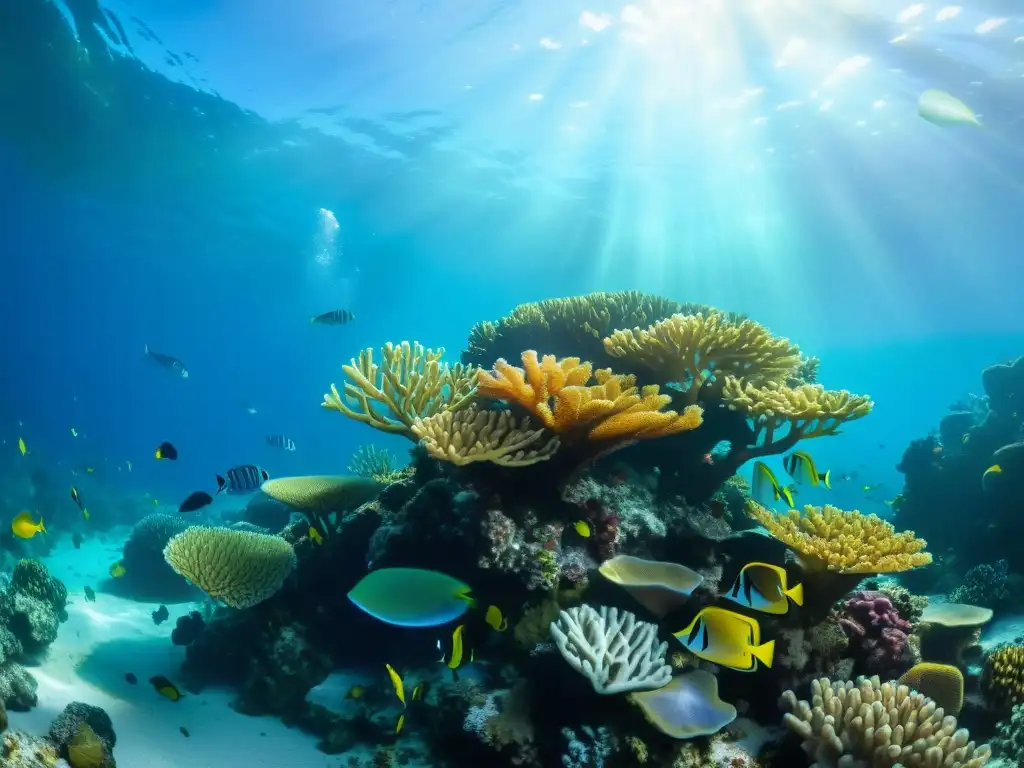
[
  {"left": 96, "top": 576, "right": 202, "bottom": 605},
  {"left": 75, "top": 635, "right": 188, "bottom": 704}
]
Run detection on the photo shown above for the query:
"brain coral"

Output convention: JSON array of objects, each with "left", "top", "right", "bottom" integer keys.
[{"left": 163, "top": 527, "right": 297, "bottom": 609}]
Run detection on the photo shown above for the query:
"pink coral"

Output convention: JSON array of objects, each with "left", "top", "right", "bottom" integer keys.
[{"left": 839, "top": 591, "right": 914, "bottom": 678}]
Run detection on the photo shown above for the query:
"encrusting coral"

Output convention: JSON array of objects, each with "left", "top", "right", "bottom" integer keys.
[
  {"left": 411, "top": 402, "right": 560, "bottom": 467},
  {"left": 476, "top": 351, "right": 703, "bottom": 454},
  {"left": 746, "top": 501, "right": 932, "bottom": 574},
  {"left": 723, "top": 378, "right": 874, "bottom": 457},
  {"left": 163, "top": 527, "right": 297, "bottom": 609},
  {"left": 602, "top": 311, "right": 802, "bottom": 401},
  {"left": 780, "top": 675, "right": 992, "bottom": 767},
  {"left": 549, "top": 604, "right": 671, "bottom": 694},
  {"left": 322, "top": 341, "right": 477, "bottom": 436}
]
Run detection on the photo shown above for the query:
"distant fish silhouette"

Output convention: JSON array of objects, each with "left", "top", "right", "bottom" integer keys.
[{"left": 144, "top": 344, "right": 189, "bottom": 378}]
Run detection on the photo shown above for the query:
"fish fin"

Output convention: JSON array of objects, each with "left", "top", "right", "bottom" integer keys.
[
  {"left": 40, "top": 518, "right": 46, "bottom": 534},
  {"left": 215, "top": 475, "right": 226, "bottom": 493},
  {"left": 457, "top": 591, "right": 476, "bottom": 608},
  {"left": 785, "top": 582, "right": 804, "bottom": 607},
  {"left": 780, "top": 487, "right": 794, "bottom": 508},
  {"left": 821, "top": 470, "right": 831, "bottom": 489},
  {"left": 499, "top": 618, "right": 508, "bottom": 631},
  {"left": 751, "top": 639, "right": 775, "bottom": 669}
]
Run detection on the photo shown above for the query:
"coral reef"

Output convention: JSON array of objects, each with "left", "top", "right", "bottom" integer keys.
[
  {"left": 163, "top": 527, "right": 297, "bottom": 609},
  {"left": 983, "top": 646, "right": 1024, "bottom": 713},
  {"left": 991, "top": 703, "right": 1024, "bottom": 765},
  {"left": 949, "top": 560, "right": 1018, "bottom": 612},
  {"left": 0, "top": 701, "right": 118, "bottom": 768},
  {"left": 781, "top": 676, "right": 991, "bottom": 767},
  {"left": 109, "top": 513, "right": 194, "bottom": 601},
  {"left": 838, "top": 591, "right": 917, "bottom": 679},
  {"left": 411, "top": 403, "right": 560, "bottom": 466},
  {"left": 322, "top": 341, "right": 477, "bottom": 436}
]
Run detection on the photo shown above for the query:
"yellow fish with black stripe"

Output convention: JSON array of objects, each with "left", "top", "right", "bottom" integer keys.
[
  {"left": 723, "top": 562, "right": 803, "bottom": 616},
  {"left": 673, "top": 606, "right": 775, "bottom": 672},
  {"left": 783, "top": 450, "right": 831, "bottom": 489},
  {"left": 751, "top": 461, "right": 794, "bottom": 507},
  {"left": 437, "top": 623, "right": 476, "bottom": 681}
]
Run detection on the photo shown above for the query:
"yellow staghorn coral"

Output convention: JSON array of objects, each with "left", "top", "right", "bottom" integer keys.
[
  {"left": 745, "top": 501, "right": 932, "bottom": 574},
  {"left": 603, "top": 312, "right": 802, "bottom": 401},
  {"left": 476, "top": 350, "right": 704, "bottom": 451},
  {"left": 322, "top": 341, "right": 478, "bottom": 438},
  {"left": 411, "top": 403, "right": 560, "bottom": 467},
  {"left": 722, "top": 378, "right": 873, "bottom": 456}
]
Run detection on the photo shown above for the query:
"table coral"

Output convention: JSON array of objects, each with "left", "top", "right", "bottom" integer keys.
[
  {"left": 602, "top": 312, "right": 802, "bottom": 402},
  {"left": 745, "top": 502, "right": 932, "bottom": 574},
  {"left": 476, "top": 351, "right": 703, "bottom": 456}
]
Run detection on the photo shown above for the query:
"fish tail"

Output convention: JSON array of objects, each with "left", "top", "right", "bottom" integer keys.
[
  {"left": 215, "top": 474, "right": 226, "bottom": 493},
  {"left": 820, "top": 470, "right": 831, "bottom": 489},
  {"left": 751, "top": 639, "right": 775, "bottom": 669},
  {"left": 785, "top": 582, "right": 804, "bottom": 607},
  {"left": 39, "top": 518, "right": 46, "bottom": 534},
  {"left": 780, "top": 486, "right": 794, "bottom": 508}
]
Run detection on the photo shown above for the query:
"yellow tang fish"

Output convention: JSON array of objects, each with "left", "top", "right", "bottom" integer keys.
[
  {"left": 411, "top": 682, "right": 425, "bottom": 701},
  {"left": 109, "top": 561, "right": 127, "bottom": 578},
  {"left": 673, "top": 606, "right": 775, "bottom": 672},
  {"left": 723, "top": 562, "right": 803, "bottom": 616},
  {"left": 17, "top": 437, "right": 26, "bottom": 457},
  {"left": 782, "top": 451, "right": 831, "bottom": 489},
  {"left": 485, "top": 605, "right": 508, "bottom": 632},
  {"left": 309, "top": 526, "right": 323, "bottom": 545},
  {"left": 11, "top": 511, "right": 45, "bottom": 540},
  {"left": 149, "top": 675, "right": 183, "bottom": 701},
  {"left": 385, "top": 663, "right": 405, "bottom": 706},
  {"left": 573, "top": 520, "right": 591, "bottom": 538},
  {"left": 395, "top": 713, "right": 405, "bottom": 735},
  {"left": 752, "top": 461, "right": 794, "bottom": 508}
]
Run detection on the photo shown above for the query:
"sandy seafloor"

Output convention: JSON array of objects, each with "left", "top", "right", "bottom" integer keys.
[{"left": 5, "top": 531, "right": 347, "bottom": 767}]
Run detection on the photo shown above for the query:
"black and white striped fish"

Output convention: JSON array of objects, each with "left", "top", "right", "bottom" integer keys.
[
  {"left": 266, "top": 435, "right": 297, "bottom": 451},
  {"left": 216, "top": 465, "right": 271, "bottom": 495},
  {"left": 310, "top": 309, "right": 354, "bottom": 326}
]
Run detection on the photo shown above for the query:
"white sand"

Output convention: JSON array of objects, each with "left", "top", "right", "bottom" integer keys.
[{"left": 6, "top": 534, "right": 344, "bottom": 767}]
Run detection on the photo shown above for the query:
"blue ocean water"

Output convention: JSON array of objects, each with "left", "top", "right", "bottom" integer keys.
[{"left": 0, "top": 0, "right": 1022, "bottom": 765}]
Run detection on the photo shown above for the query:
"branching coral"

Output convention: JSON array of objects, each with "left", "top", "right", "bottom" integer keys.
[
  {"left": 347, "top": 444, "right": 409, "bottom": 485},
  {"left": 602, "top": 312, "right": 802, "bottom": 401},
  {"left": 949, "top": 560, "right": 1015, "bottom": 610},
  {"left": 411, "top": 403, "right": 560, "bottom": 467},
  {"left": 746, "top": 501, "right": 932, "bottom": 574},
  {"left": 781, "top": 676, "right": 992, "bottom": 767},
  {"left": 723, "top": 379, "right": 873, "bottom": 458},
  {"left": 322, "top": 341, "right": 477, "bottom": 437},
  {"left": 476, "top": 351, "right": 703, "bottom": 454}
]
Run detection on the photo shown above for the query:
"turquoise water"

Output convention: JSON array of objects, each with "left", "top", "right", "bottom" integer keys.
[{"left": 1, "top": 1, "right": 1022, "bottom": 766}]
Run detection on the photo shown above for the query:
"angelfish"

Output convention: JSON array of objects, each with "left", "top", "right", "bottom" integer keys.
[
  {"left": 752, "top": 461, "right": 794, "bottom": 507},
  {"left": 783, "top": 450, "right": 831, "bottom": 488}
]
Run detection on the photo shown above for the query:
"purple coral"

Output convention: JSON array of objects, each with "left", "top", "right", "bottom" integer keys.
[{"left": 839, "top": 591, "right": 914, "bottom": 678}]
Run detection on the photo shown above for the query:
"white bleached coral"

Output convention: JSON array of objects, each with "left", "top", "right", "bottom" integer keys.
[
  {"left": 549, "top": 604, "right": 671, "bottom": 694},
  {"left": 780, "top": 675, "right": 992, "bottom": 767}
]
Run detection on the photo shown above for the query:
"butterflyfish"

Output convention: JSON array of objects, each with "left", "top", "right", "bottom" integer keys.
[
  {"left": 348, "top": 568, "right": 474, "bottom": 627},
  {"left": 598, "top": 554, "right": 703, "bottom": 618},
  {"left": 385, "top": 663, "right": 406, "bottom": 706},
  {"left": 751, "top": 461, "right": 794, "bottom": 507},
  {"left": 109, "top": 561, "right": 127, "bottom": 578},
  {"left": 11, "top": 511, "right": 45, "bottom": 539},
  {"left": 723, "top": 562, "right": 804, "bottom": 615},
  {"left": 155, "top": 441, "right": 178, "bottom": 460},
  {"left": 485, "top": 605, "right": 508, "bottom": 631},
  {"left": 309, "top": 526, "right": 323, "bottom": 545},
  {"left": 149, "top": 675, "right": 183, "bottom": 701},
  {"left": 573, "top": 520, "right": 591, "bottom": 538},
  {"left": 395, "top": 713, "right": 405, "bottom": 735},
  {"left": 411, "top": 682, "right": 425, "bottom": 701},
  {"left": 17, "top": 437, "right": 26, "bottom": 456},
  {"left": 438, "top": 624, "right": 471, "bottom": 671},
  {"left": 782, "top": 451, "right": 831, "bottom": 488},
  {"left": 673, "top": 606, "right": 775, "bottom": 672},
  {"left": 917, "top": 89, "right": 981, "bottom": 127}
]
